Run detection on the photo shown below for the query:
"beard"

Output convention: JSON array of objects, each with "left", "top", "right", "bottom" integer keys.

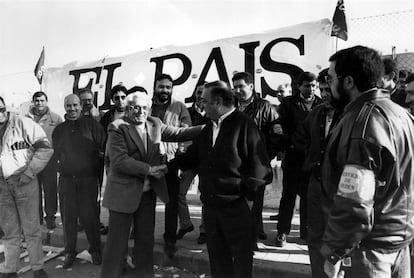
[
  {"left": 155, "top": 92, "right": 170, "bottom": 102},
  {"left": 330, "top": 82, "right": 350, "bottom": 110}
]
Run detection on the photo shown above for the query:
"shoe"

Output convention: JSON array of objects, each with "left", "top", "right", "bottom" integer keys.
[
  {"left": 33, "top": 269, "right": 48, "bottom": 278},
  {"left": 176, "top": 224, "right": 194, "bottom": 240},
  {"left": 91, "top": 251, "right": 102, "bottom": 265},
  {"left": 99, "top": 224, "right": 108, "bottom": 235},
  {"left": 0, "top": 273, "right": 17, "bottom": 278},
  {"left": 258, "top": 231, "right": 267, "bottom": 240},
  {"left": 62, "top": 253, "right": 76, "bottom": 269},
  {"left": 46, "top": 220, "right": 56, "bottom": 230},
  {"left": 164, "top": 239, "right": 177, "bottom": 259},
  {"left": 269, "top": 214, "right": 279, "bottom": 220},
  {"left": 275, "top": 233, "right": 287, "bottom": 247},
  {"left": 197, "top": 233, "right": 207, "bottom": 244}
]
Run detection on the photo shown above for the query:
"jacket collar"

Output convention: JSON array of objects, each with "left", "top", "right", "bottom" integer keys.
[
  {"left": 344, "top": 88, "right": 389, "bottom": 113},
  {"left": 124, "top": 117, "right": 159, "bottom": 157}
]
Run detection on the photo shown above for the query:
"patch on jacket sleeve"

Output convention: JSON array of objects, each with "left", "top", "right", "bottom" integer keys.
[{"left": 337, "top": 164, "right": 375, "bottom": 202}]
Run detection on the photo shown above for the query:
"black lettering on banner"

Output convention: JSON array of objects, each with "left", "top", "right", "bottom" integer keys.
[
  {"left": 259, "top": 35, "right": 305, "bottom": 97},
  {"left": 69, "top": 63, "right": 122, "bottom": 110},
  {"left": 100, "top": 63, "right": 122, "bottom": 110},
  {"left": 150, "top": 53, "right": 192, "bottom": 88},
  {"left": 197, "top": 47, "right": 230, "bottom": 85},
  {"left": 69, "top": 67, "right": 102, "bottom": 96},
  {"left": 185, "top": 47, "right": 230, "bottom": 103},
  {"left": 239, "top": 41, "right": 260, "bottom": 79}
]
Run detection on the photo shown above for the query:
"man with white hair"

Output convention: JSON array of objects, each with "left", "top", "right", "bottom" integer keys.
[{"left": 101, "top": 91, "right": 203, "bottom": 278}]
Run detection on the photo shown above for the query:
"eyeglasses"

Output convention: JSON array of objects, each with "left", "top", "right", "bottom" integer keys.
[
  {"left": 114, "top": 95, "right": 126, "bottom": 101},
  {"left": 0, "top": 107, "right": 6, "bottom": 113},
  {"left": 325, "top": 75, "right": 343, "bottom": 85},
  {"left": 129, "top": 105, "right": 149, "bottom": 112}
]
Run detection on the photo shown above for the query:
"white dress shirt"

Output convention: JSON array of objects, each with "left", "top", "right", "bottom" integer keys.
[{"left": 212, "top": 108, "right": 235, "bottom": 146}]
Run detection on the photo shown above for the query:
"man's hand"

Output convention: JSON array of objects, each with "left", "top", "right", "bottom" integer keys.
[
  {"left": 324, "top": 260, "right": 344, "bottom": 278},
  {"left": 19, "top": 173, "right": 33, "bottom": 186},
  {"left": 148, "top": 165, "right": 168, "bottom": 179}
]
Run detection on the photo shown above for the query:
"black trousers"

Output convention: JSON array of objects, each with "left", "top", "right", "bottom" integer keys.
[
  {"left": 204, "top": 198, "right": 254, "bottom": 278},
  {"left": 59, "top": 176, "right": 101, "bottom": 255},
  {"left": 101, "top": 191, "right": 156, "bottom": 278},
  {"left": 252, "top": 185, "right": 266, "bottom": 240},
  {"left": 277, "top": 166, "right": 310, "bottom": 235},
  {"left": 164, "top": 167, "right": 180, "bottom": 244},
  {"left": 38, "top": 158, "right": 58, "bottom": 223}
]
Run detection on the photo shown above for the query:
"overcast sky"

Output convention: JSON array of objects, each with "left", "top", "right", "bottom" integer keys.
[{"left": 0, "top": 0, "right": 413, "bottom": 102}]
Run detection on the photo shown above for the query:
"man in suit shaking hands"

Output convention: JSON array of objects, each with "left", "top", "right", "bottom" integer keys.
[
  {"left": 100, "top": 91, "right": 203, "bottom": 278},
  {"left": 171, "top": 81, "right": 272, "bottom": 278}
]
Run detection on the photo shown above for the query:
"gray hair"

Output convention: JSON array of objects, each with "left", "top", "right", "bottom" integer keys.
[{"left": 125, "top": 91, "right": 152, "bottom": 107}]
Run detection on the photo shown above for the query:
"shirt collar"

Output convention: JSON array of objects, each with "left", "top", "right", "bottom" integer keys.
[{"left": 213, "top": 108, "right": 235, "bottom": 127}]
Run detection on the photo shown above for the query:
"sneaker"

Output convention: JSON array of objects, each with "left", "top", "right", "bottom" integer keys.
[
  {"left": 33, "top": 269, "right": 48, "bottom": 278},
  {"left": 176, "top": 224, "right": 194, "bottom": 240},
  {"left": 275, "top": 233, "right": 287, "bottom": 247},
  {"left": 197, "top": 233, "right": 207, "bottom": 244},
  {"left": 0, "top": 273, "right": 17, "bottom": 278},
  {"left": 91, "top": 251, "right": 102, "bottom": 265},
  {"left": 62, "top": 253, "right": 76, "bottom": 269}
]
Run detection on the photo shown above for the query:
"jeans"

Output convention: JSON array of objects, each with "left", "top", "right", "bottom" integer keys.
[
  {"left": 0, "top": 176, "right": 44, "bottom": 272},
  {"left": 177, "top": 169, "right": 196, "bottom": 230},
  {"left": 340, "top": 245, "right": 411, "bottom": 278},
  {"left": 59, "top": 176, "right": 101, "bottom": 255}
]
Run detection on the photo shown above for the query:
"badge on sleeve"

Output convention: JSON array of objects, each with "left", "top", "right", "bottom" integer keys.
[{"left": 337, "top": 164, "right": 375, "bottom": 202}]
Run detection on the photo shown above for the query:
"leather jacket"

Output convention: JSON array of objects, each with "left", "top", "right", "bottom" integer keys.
[
  {"left": 278, "top": 94, "right": 322, "bottom": 169},
  {"left": 237, "top": 93, "right": 281, "bottom": 157},
  {"left": 320, "top": 89, "right": 414, "bottom": 262}
]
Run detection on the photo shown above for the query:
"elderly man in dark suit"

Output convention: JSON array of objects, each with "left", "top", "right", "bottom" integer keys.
[
  {"left": 100, "top": 91, "right": 203, "bottom": 278},
  {"left": 172, "top": 81, "right": 272, "bottom": 278}
]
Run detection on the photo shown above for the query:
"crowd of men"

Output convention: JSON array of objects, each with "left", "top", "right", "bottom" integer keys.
[{"left": 0, "top": 45, "right": 413, "bottom": 278}]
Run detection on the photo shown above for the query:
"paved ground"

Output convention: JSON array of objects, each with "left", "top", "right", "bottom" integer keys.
[{"left": 36, "top": 201, "right": 311, "bottom": 278}]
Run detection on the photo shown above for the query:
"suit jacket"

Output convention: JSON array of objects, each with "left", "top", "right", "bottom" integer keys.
[
  {"left": 102, "top": 116, "right": 202, "bottom": 213},
  {"left": 174, "top": 110, "right": 272, "bottom": 206}
]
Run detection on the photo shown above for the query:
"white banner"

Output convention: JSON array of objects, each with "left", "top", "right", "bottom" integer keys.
[{"left": 44, "top": 19, "right": 334, "bottom": 116}]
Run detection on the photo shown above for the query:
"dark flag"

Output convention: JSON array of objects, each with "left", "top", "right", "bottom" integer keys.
[
  {"left": 331, "top": 0, "right": 348, "bottom": 41},
  {"left": 34, "top": 47, "right": 45, "bottom": 84}
]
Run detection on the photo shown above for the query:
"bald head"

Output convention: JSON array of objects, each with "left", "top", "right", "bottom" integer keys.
[{"left": 64, "top": 94, "right": 81, "bottom": 120}]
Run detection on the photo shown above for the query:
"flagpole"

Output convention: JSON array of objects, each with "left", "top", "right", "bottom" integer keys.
[{"left": 335, "top": 37, "right": 338, "bottom": 52}]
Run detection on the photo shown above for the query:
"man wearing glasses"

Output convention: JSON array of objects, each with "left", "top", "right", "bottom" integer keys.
[
  {"left": 321, "top": 46, "right": 414, "bottom": 278},
  {"left": 101, "top": 91, "right": 202, "bottom": 278},
  {"left": 100, "top": 85, "right": 128, "bottom": 132},
  {"left": 0, "top": 97, "right": 53, "bottom": 278}
]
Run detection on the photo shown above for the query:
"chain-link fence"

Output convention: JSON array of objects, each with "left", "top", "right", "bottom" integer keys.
[{"left": 338, "top": 9, "right": 414, "bottom": 72}]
